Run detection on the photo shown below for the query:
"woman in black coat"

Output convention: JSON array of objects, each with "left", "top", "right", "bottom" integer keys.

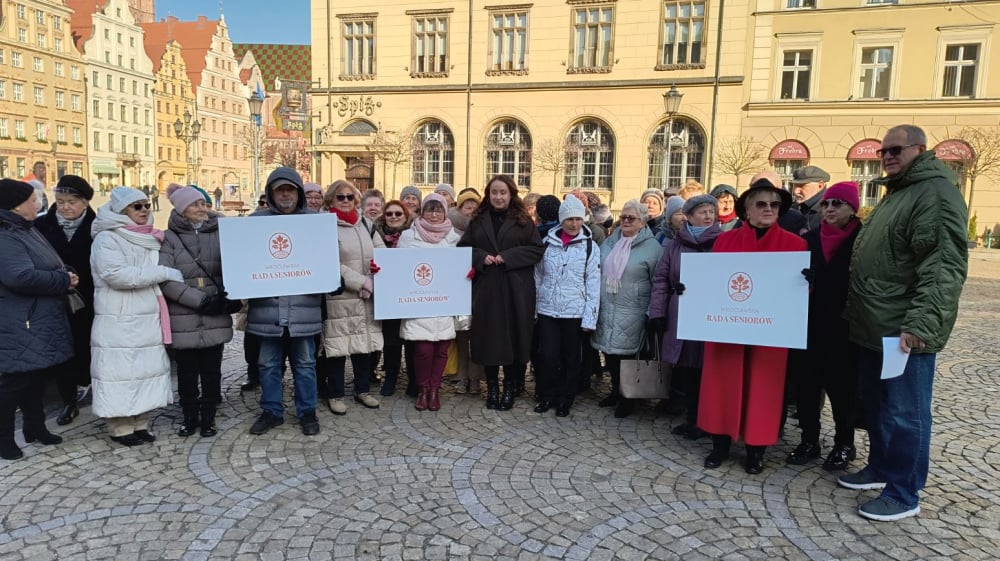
[
  {"left": 458, "top": 175, "right": 544, "bottom": 411},
  {"left": 0, "top": 179, "right": 76, "bottom": 461},
  {"left": 787, "top": 182, "right": 863, "bottom": 471},
  {"left": 34, "top": 175, "right": 96, "bottom": 426}
]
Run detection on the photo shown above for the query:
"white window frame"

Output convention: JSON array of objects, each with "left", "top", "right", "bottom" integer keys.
[
  {"left": 487, "top": 8, "right": 529, "bottom": 75},
  {"left": 55, "top": 90, "right": 64, "bottom": 109},
  {"left": 14, "top": 120, "right": 26, "bottom": 139},
  {"left": 658, "top": 0, "right": 706, "bottom": 69},
  {"left": 11, "top": 52, "right": 22, "bottom": 68},
  {"left": 32, "top": 56, "right": 42, "bottom": 72},
  {"left": 339, "top": 14, "right": 377, "bottom": 78},
  {"left": 568, "top": 5, "right": 615, "bottom": 72},
  {"left": 851, "top": 159, "right": 883, "bottom": 208},
  {"left": 0, "top": 118, "right": 8, "bottom": 137},
  {"left": 73, "top": 127, "right": 81, "bottom": 144},
  {"left": 934, "top": 25, "right": 991, "bottom": 100},
  {"left": 409, "top": 10, "right": 452, "bottom": 77},
  {"left": 773, "top": 33, "right": 822, "bottom": 101},
  {"left": 34, "top": 86, "right": 44, "bottom": 105},
  {"left": 786, "top": 0, "right": 816, "bottom": 8},
  {"left": 34, "top": 121, "right": 46, "bottom": 141},
  {"left": 54, "top": 61, "right": 63, "bottom": 76},
  {"left": 12, "top": 83, "right": 24, "bottom": 102},
  {"left": 0, "top": 81, "right": 5, "bottom": 99},
  {"left": 779, "top": 50, "right": 813, "bottom": 100},
  {"left": 71, "top": 94, "right": 80, "bottom": 111},
  {"left": 56, "top": 125, "right": 66, "bottom": 143},
  {"left": 850, "top": 29, "right": 903, "bottom": 100}
]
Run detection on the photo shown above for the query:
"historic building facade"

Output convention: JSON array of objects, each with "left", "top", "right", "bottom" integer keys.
[
  {"left": 68, "top": 0, "right": 156, "bottom": 191},
  {"left": 142, "top": 37, "right": 195, "bottom": 189},
  {"left": 0, "top": 0, "right": 89, "bottom": 184}
]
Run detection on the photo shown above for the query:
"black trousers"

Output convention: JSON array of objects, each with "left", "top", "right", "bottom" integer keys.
[
  {"left": 791, "top": 345, "right": 859, "bottom": 446},
  {"left": 0, "top": 370, "right": 47, "bottom": 443},
  {"left": 672, "top": 366, "right": 703, "bottom": 426},
  {"left": 174, "top": 346, "right": 224, "bottom": 413},
  {"left": 535, "top": 315, "right": 583, "bottom": 406}
]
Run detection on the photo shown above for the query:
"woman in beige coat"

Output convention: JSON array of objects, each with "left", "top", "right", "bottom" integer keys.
[{"left": 320, "top": 180, "right": 385, "bottom": 415}]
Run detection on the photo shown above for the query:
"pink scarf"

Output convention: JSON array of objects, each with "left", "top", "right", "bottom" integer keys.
[
  {"left": 603, "top": 233, "right": 637, "bottom": 294},
  {"left": 412, "top": 216, "right": 453, "bottom": 244},
  {"left": 123, "top": 223, "right": 166, "bottom": 242},
  {"left": 122, "top": 223, "right": 171, "bottom": 344},
  {"left": 819, "top": 219, "right": 859, "bottom": 264}
]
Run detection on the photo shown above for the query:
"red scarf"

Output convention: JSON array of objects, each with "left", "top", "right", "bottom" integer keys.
[
  {"left": 331, "top": 207, "right": 358, "bottom": 225},
  {"left": 719, "top": 211, "right": 737, "bottom": 224},
  {"left": 819, "top": 219, "right": 859, "bottom": 263}
]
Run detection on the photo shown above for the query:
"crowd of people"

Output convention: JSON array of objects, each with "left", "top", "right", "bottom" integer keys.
[{"left": 0, "top": 124, "right": 968, "bottom": 522}]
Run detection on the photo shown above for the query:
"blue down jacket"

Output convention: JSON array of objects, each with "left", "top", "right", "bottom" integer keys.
[{"left": 534, "top": 225, "right": 601, "bottom": 330}]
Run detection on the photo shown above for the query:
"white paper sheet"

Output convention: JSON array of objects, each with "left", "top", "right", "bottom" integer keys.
[{"left": 880, "top": 337, "right": 910, "bottom": 380}]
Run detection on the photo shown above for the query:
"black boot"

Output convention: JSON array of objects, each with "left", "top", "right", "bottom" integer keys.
[
  {"left": 704, "top": 434, "right": 732, "bottom": 468},
  {"left": 498, "top": 379, "right": 515, "bottom": 411},
  {"left": 178, "top": 404, "right": 199, "bottom": 437},
  {"left": 23, "top": 426, "right": 62, "bottom": 445},
  {"left": 200, "top": 403, "right": 218, "bottom": 437},
  {"left": 485, "top": 373, "right": 500, "bottom": 409},
  {"left": 745, "top": 445, "right": 766, "bottom": 475}
]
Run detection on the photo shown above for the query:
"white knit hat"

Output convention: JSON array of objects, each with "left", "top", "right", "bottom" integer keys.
[
  {"left": 109, "top": 186, "right": 148, "bottom": 213},
  {"left": 558, "top": 196, "right": 586, "bottom": 223}
]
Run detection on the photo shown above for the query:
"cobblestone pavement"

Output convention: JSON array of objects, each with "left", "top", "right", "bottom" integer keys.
[{"left": 1, "top": 253, "right": 997, "bottom": 561}]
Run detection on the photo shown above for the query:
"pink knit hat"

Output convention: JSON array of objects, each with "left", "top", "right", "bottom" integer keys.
[
  {"left": 303, "top": 182, "right": 323, "bottom": 195},
  {"left": 166, "top": 183, "right": 206, "bottom": 214},
  {"left": 823, "top": 181, "right": 861, "bottom": 211}
]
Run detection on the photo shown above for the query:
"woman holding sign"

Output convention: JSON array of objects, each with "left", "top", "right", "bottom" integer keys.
[
  {"left": 459, "top": 175, "right": 544, "bottom": 411},
  {"left": 698, "top": 173, "right": 807, "bottom": 474},
  {"left": 396, "top": 194, "right": 462, "bottom": 411}
]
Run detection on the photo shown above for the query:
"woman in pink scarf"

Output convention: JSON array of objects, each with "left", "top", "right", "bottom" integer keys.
[{"left": 90, "top": 187, "right": 182, "bottom": 447}]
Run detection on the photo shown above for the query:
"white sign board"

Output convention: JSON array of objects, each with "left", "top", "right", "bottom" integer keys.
[
  {"left": 373, "top": 247, "right": 472, "bottom": 320},
  {"left": 677, "top": 251, "right": 810, "bottom": 349},
  {"left": 218, "top": 213, "right": 341, "bottom": 299}
]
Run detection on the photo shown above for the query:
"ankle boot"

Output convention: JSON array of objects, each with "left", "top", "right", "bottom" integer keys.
[
  {"left": 200, "top": 403, "right": 218, "bottom": 437},
  {"left": 485, "top": 378, "right": 500, "bottom": 409},
  {"left": 427, "top": 388, "right": 441, "bottom": 411},
  {"left": 23, "top": 425, "right": 62, "bottom": 445},
  {"left": 745, "top": 445, "right": 766, "bottom": 475},
  {"left": 498, "top": 382, "right": 515, "bottom": 411},
  {"left": 704, "top": 435, "right": 732, "bottom": 468},
  {"left": 1, "top": 438, "right": 23, "bottom": 460},
  {"left": 415, "top": 387, "right": 429, "bottom": 411}
]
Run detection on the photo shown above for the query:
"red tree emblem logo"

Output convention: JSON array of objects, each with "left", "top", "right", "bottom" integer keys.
[
  {"left": 728, "top": 272, "right": 753, "bottom": 302},
  {"left": 269, "top": 233, "right": 292, "bottom": 259},
  {"left": 414, "top": 263, "right": 433, "bottom": 286}
]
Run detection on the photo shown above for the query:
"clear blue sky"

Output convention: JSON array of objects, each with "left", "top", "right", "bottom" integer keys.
[{"left": 154, "top": 0, "right": 310, "bottom": 45}]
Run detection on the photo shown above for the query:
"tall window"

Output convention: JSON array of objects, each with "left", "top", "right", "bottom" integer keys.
[
  {"left": 0, "top": 118, "right": 7, "bottom": 137},
  {"left": 342, "top": 18, "right": 376, "bottom": 78},
  {"left": 33, "top": 86, "right": 43, "bottom": 105},
  {"left": 56, "top": 125, "right": 66, "bottom": 142},
  {"left": 484, "top": 120, "right": 532, "bottom": 188},
  {"left": 55, "top": 91, "right": 64, "bottom": 109},
  {"left": 488, "top": 10, "right": 528, "bottom": 74},
  {"left": 14, "top": 120, "right": 25, "bottom": 139},
  {"left": 0, "top": 81, "right": 5, "bottom": 99},
  {"left": 647, "top": 118, "right": 704, "bottom": 191},
  {"left": 412, "top": 15, "right": 449, "bottom": 76},
  {"left": 412, "top": 120, "right": 454, "bottom": 185},
  {"left": 35, "top": 122, "right": 46, "bottom": 140},
  {"left": 93, "top": 131, "right": 100, "bottom": 150},
  {"left": 12, "top": 83, "right": 23, "bottom": 102},
  {"left": 942, "top": 44, "right": 978, "bottom": 97},
  {"left": 565, "top": 120, "right": 615, "bottom": 190},
  {"left": 73, "top": 127, "right": 81, "bottom": 144},
  {"left": 773, "top": 159, "right": 804, "bottom": 190},
  {"left": 851, "top": 160, "right": 883, "bottom": 208},
  {"left": 570, "top": 7, "right": 614, "bottom": 71},
  {"left": 660, "top": 1, "right": 705, "bottom": 67},
  {"left": 858, "top": 47, "right": 893, "bottom": 98},
  {"left": 780, "top": 50, "right": 811, "bottom": 99}
]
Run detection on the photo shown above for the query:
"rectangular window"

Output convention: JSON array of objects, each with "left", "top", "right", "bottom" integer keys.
[
  {"left": 13, "top": 83, "right": 23, "bottom": 102},
  {"left": 851, "top": 160, "right": 883, "bottom": 208},
  {"left": 0, "top": 49, "right": 4, "bottom": 64},
  {"left": 56, "top": 125, "right": 66, "bottom": 142},
  {"left": 786, "top": 0, "right": 815, "bottom": 7},
  {"left": 342, "top": 18, "right": 376, "bottom": 77},
  {"left": 93, "top": 100, "right": 99, "bottom": 117},
  {"left": 34, "top": 122, "right": 45, "bottom": 140},
  {"left": 54, "top": 62, "right": 63, "bottom": 76},
  {"left": 858, "top": 46, "right": 892, "bottom": 98},
  {"left": 92, "top": 71, "right": 99, "bottom": 86},
  {"left": 0, "top": 156, "right": 7, "bottom": 177},
  {"left": 489, "top": 10, "right": 528, "bottom": 73},
  {"left": 14, "top": 120, "right": 25, "bottom": 139},
  {"left": 16, "top": 4, "right": 25, "bottom": 19},
  {"left": 16, "top": 158, "right": 25, "bottom": 177},
  {"left": 36, "top": 33, "right": 45, "bottom": 48},
  {"left": 780, "top": 50, "right": 811, "bottom": 99},
  {"left": 120, "top": 105, "right": 127, "bottom": 122},
  {"left": 0, "top": 81, "right": 5, "bottom": 99},
  {"left": 117, "top": 32, "right": 122, "bottom": 44},
  {"left": 106, "top": 74, "right": 112, "bottom": 89},
  {"left": 145, "top": 138, "right": 150, "bottom": 157},
  {"left": 120, "top": 77, "right": 125, "bottom": 92},
  {"left": 36, "top": 9, "right": 44, "bottom": 24},
  {"left": 71, "top": 94, "right": 80, "bottom": 111},
  {"left": 12, "top": 52, "right": 22, "bottom": 67},
  {"left": 0, "top": 118, "right": 7, "bottom": 137},
  {"left": 94, "top": 131, "right": 100, "bottom": 150},
  {"left": 942, "top": 44, "right": 978, "bottom": 97},
  {"left": 107, "top": 102, "right": 114, "bottom": 119},
  {"left": 121, "top": 134, "right": 126, "bottom": 152},
  {"left": 660, "top": 1, "right": 704, "bottom": 67},
  {"left": 412, "top": 15, "right": 449, "bottom": 76},
  {"left": 55, "top": 90, "right": 64, "bottom": 108},
  {"left": 73, "top": 162, "right": 82, "bottom": 176},
  {"left": 53, "top": 37, "right": 62, "bottom": 52},
  {"left": 133, "top": 107, "right": 139, "bottom": 124},
  {"left": 71, "top": 66, "right": 80, "bottom": 80},
  {"left": 133, "top": 136, "right": 139, "bottom": 154},
  {"left": 32, "top": 57, "right": 42, "bottom": 71},
  {"left": 34, "top": 86, "right": 43, "bottom": 105},
  {"left": 571, "top": 7, "right": 614, "bottom": 71},
  {"left": 73, "top": 127, "right": 81, "bottom": 144},
  {"left": 18, "top": 28, "right": 27, "bottom": 43},
  {"left": 108, "top": 133, "right": 114, "bottom": 151},
  {"left": 132, "top": 80, "right": 138, "bottom": 95},
  {"left": 54, "top": 16, "right": 61, "bottom": 30},
  {"left": 145, "top": 109, "right": 150, "bottom": 125}
]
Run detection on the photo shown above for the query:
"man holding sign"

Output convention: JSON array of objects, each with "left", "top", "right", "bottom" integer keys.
[{"left": 244, "top": 167, "right": 325, "bottom": 437}]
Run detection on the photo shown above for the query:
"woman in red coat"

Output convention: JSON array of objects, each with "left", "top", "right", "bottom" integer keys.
[{"left": 698, "top": 173, "right": 808, "bottom": 474}]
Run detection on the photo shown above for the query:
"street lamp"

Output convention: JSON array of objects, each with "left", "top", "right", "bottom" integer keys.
[
  {"left": 173, "top": 109, "right": 201, "bottom": 184},
  {"left": 662, "top": 85, "right": 684, "bottom": 191},
  {"left": 248, "top": 91, "right": 264, "bottom": 200}
]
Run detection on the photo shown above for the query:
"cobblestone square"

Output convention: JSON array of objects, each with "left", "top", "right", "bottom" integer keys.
[{"left": 1, "top": 253, "right": 997, "bottom": 561}]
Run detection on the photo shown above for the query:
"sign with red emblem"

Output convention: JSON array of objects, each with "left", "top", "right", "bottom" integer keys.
[
  {"left": 219, "top": 213, "right": 340, "bottom": 299},
  {"left": 676, "top": 252, "right": 809, "bottom": 349},
  {"left": 373, "top": 247, "right": 472, "bottom": 320}
]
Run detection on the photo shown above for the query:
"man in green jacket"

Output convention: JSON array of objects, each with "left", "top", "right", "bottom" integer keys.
[{"left": 838, "top": 125, "right": 968, "bottom": 521}]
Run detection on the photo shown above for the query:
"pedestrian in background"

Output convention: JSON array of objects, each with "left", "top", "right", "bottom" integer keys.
[
  {"left": 400, "top": 185, "right": 423, "bottom": 217},
  {"left": 711, "top": 184, "right": 739, "bottom": 232},
  {"left": 790, "top": 166, "right": 831, "bottom": 232},
  {"left": 304, "top": 182, "right": 325, "bottom": 212}
]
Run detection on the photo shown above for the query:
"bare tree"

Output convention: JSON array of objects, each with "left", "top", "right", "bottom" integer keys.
[
  {"left": 366, "top": 127, "right": 412, "bottom": 198},
  {"left": 534, "top": 138, "right": 567, "bottom": 192},
  {"left": 712, "top": 136, "right": 767, "bottom": 189},
  {"left": 954, "top": 126, "right": 1000, "bottom": 222}
]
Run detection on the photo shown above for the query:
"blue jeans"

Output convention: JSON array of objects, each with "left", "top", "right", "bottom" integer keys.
[
  {"left": 258, "top": 331, "right": 317, "bottom": 419},
  {"left": 858, "top": 347, "right": 935, "bottom": 508}
]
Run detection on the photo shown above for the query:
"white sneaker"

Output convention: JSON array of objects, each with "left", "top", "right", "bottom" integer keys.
[
  {"left": 354, "top": 393, "right": 380, "bottom": 409},
  {"left": 328, "top": 398, "right": 347, "bottom": 415}
]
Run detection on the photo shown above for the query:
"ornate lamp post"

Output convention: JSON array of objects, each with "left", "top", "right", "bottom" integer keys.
[
  {"left": 248, "top": 91, "right": 264, "bottom": 200},
  {"left": 662, "top": 85, "right": 684, "bottom": 191},
  {"left": 173, "top": 109, "right": 201, "bottom": 184}
]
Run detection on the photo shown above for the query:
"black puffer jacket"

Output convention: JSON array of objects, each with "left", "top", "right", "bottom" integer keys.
[{"left": 0, "top": 209, "right": 73, "bottom": 373}]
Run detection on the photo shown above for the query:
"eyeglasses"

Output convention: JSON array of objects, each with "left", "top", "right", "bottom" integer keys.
[
  {"left": 335, "top": 193, "right": 355, "bottom": 202},
  {"left": 819, "top": 199, "right": 846, "bottom": 209},
  {"left": 130, "top": 202, "right": 151, "bottom": 211},
  {"left": 258, "top": 201, "right": 267, "bottom": 207},
  {"left": 876, "top": 144, "right": 919, "bottom": 158},
  {"left": 384, "top": 211, "right": 404, "bottom": 218},
  {"left": 619, "top": 215, "right": 639, "bottom": 223},
  {"left": 753, "top": 201, "right": 781, "bottom": 210},
  {"left": 423, "top": 207, "right": 445, "bottom": 214}
]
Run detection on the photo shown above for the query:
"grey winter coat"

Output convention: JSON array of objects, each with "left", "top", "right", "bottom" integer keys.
[
  {"left": 590, "top": 226, "right": 663, "bottom": 356},
  {"left": 159, "top": 210, "right": 234, "bottom": 349},
  {"left": 0, "top": 209, "right": 74, "bottom": 373},
  {"left": 245, "top": 182, "right": 324, "bottom": 338}
]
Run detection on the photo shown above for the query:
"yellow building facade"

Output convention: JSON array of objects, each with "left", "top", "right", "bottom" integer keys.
[
  {"left": 148, "top": 40, "right": 195, "bottom": 188},
  {"left": 309, "top": 0, "right": 751, "bottom": 205}
]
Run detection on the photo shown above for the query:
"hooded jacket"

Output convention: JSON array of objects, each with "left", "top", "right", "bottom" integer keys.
[
  {"left": 534, "top": 225, "right": 601, "bottom": 330},
  {"left": 245, "top": 173, "right": 324, "bottom": 338},
  {"left": 847, "top": 151, "right": 968, "bottom": 353}
]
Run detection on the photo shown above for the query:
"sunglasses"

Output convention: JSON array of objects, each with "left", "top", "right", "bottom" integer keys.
[
  {"left": 619, "top": 215, "right": 639, "bottom": 223},
  {"left": 384, "top": 211, "right": 404, "bottom": 218},
  {"left": 876, "top": 143, "right": 919, "bottom": 158},
  {"left": 335, "top": 193, "right": 355, "bottom": 202},
  {"left": 819, "top": 199, "right": 847, "bottom": 209},
  {"left": 130, "top": 202, "right": 152, "bottom": 211},
  {"left": 258, "top": 201, "right": 267, "bottom": 207},
  {"left": 753, "top": 201, "right": 781, "bottom": 210}
]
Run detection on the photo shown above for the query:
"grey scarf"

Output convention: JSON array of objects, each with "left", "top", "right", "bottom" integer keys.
[{"left": 56, "top": 213, "right": 86, "bottom": 241}]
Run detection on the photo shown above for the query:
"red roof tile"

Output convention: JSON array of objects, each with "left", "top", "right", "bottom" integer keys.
[
  {"left": 140, "top": 16, "right": 218, "bottom": 93},
  {"left": 66, "top": 0, "right": 105, "bottom": 52}
]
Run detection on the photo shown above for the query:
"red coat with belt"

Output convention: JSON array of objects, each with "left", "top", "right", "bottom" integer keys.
[{"left": 697, "top": 224, "right": 807, "bottom": 446}]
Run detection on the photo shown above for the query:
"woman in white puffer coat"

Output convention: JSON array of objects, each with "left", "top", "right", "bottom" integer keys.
[
  {"left": 91, "top": 187, "right": 183, "bottom": 447},
  {"left": 396, "top": 194, "right": 462, "bottom": 412}
]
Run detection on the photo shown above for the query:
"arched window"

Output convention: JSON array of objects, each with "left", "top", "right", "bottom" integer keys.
[
  {"left": 564, "top": 119, "right": 615, "bottom": 190},
  {"left": 343, "top": 119, "right": 377, "bottom": 135},
  {"left": 412, "top": 120, "right": 454, "bottom": 185},
  {"left": 484, "top": 119, "right": 532, "bottom": 188},
  {"left": 646, "top": 117, "right": 705, "bottom": 191}
]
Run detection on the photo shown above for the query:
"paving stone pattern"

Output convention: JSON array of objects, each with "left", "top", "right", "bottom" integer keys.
[{"left": 0, "top": 258, "right": 997, "bottom": 561}]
